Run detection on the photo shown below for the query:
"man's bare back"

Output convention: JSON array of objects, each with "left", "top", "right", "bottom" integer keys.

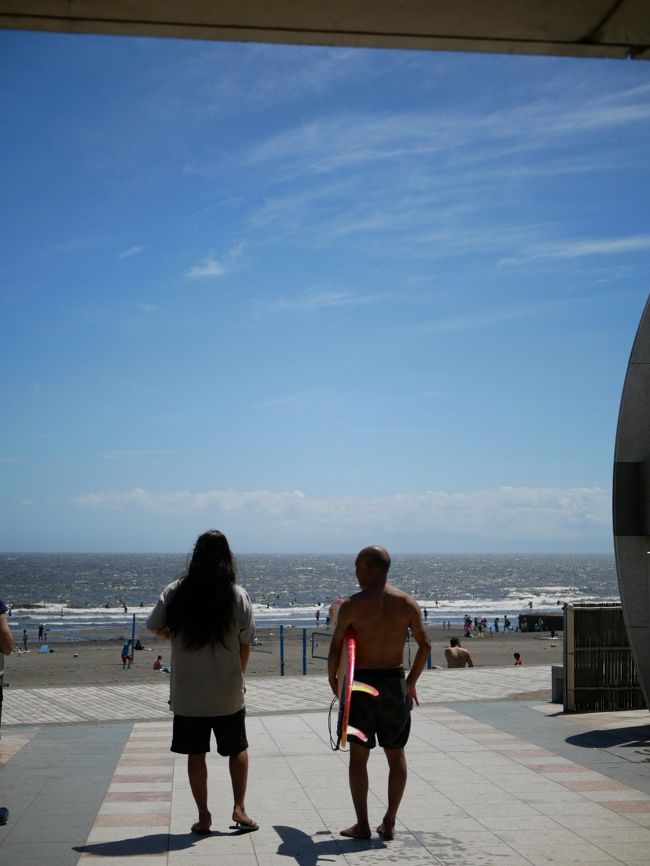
[
  {"left": 342, "top": 584, "right": 421, "bottom": 669},
  {"left": 445, "top": 638, "right": 473, "bottom": 668}
]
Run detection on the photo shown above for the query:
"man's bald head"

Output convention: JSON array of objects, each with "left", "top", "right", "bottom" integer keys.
[{"left": 356, "top": 545, "right": 391, "bottom": 576}]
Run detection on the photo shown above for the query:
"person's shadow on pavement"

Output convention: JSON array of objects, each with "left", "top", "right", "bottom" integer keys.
[
  {"left": 274, "top": 824, "right": 381, "bottom": 866},
  {"left": 73, "top": 828, "right": 243, "bottom": 857}
]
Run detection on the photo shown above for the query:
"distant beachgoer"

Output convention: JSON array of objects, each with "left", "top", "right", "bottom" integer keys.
[
  {"left": 315, "top": 608, "right": 320, "bottom": 624},
  {"left": 121, "top": 640, "right": 133, "bottom": 670},
  {"left": 0, "top": 598, "right": 13, "bottom": 826},
  {"left": 326, "top": 614, "right": 330, "bottom": 628},
  {"left": 22, "top": 629, "right": 28, "bottom": 651},
  {"left": 493, "top": 617, "right": 499, "bottom": 633},
  {"left": 38, "top": 624, "right": 44, "bottom": 642},
  {"left": 153, "top": 655, "right": 163, "bottom": 670},
  {"left": 147, "top": 529, "right": 257, "bottom": 835},
  {"left": 1, "top": 597, "right": 16, "bottom": 720},
  {"left": 514, "top": 652, "right": 522, "bottom": 665},
  {"left": 123, "top": 603, "right": 128, "bottom": 613},
  {"left": 423, "top": 607, "right": 428, "bottom": 621},
  {"left": 445, "top": 637, "right": 473, "bottom": 668}
]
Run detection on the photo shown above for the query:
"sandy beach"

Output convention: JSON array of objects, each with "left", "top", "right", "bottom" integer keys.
[{"left": 2, "top": 625, "right": 561, "bottom": 691}]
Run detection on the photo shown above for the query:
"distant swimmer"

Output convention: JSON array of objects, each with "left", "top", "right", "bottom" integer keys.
[{"left": 445, "top": 637, "right": 473, "bottom": 668}]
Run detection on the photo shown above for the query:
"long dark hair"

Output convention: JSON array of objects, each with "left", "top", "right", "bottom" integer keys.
[{"left": 165, "top": 530, "right": 237, "bottom": 650}]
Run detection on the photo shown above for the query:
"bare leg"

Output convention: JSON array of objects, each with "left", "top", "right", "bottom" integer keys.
[
  {"left": 187, "top": 753, "right": 212, "bottom": 833},
  {"left": 340, "top": 741, "right": 371, "bottom": 839},
  {"left": 229, "top": 749, "right": 256, "bottom": 826},
  {"left": 377, "top": 748, "right": 407, "bottom": 840}
]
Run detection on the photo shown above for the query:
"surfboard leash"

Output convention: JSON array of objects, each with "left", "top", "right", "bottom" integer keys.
[{"left": 328, "top": 695, "right": 348, "bottom": 751}]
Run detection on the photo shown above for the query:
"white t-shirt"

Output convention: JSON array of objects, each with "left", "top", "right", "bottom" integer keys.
[{"left": 147, "top": 580, "right": 255, "bottom": 717}]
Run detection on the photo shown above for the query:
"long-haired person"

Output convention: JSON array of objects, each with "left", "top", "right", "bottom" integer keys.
[{"left": 147, "top": 530, "right": 257, "bottom": 834}]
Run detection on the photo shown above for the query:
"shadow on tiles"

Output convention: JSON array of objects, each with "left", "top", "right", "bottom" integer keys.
[
  {"left": 73, "top": 829, "right": 241, "bottom": 857},
  {"left": 274, "top": 825, "right": 385, "bottom": 865}
]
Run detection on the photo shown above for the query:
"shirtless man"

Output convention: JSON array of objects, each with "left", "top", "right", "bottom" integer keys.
[
  {"left": 328, "top": 546, "right": 431, "bottom": 842},
  {"left": 445, "top": 637, "right": 474, "bottom": 668}
]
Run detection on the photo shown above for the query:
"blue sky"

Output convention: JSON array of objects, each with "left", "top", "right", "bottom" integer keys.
[{"left": 1, "top": 31, "right": 649, "bottom": 553}]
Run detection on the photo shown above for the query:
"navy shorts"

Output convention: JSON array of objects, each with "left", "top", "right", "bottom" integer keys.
[
  {"left": 171, "top": 708, "right": 248, "bottom": 756},
  {"left": 348, "top": 668, "right": 410, "bottom": 750}
]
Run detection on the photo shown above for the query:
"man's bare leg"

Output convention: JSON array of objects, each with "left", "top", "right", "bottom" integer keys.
[
  {"left": 340, "top": 741, "right": 371, "bottom": 839},
  {"left": 187, "top": 753, "right": 212, "bottom": 833},
  {"left": 376, "top": 748, "right": 407, "bottom": 840},
  {"left": 229, "top": 749, "right": 256, "bottom": 827}
]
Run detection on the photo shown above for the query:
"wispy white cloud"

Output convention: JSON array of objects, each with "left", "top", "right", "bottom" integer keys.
[
  {"left": 185, "top": 243, "right": 245, "bottom": 280},
  {"left": 70, "top": 485, "right": 610, "bottom": 542},
  {"left": 266, "top": 289, "right": 386, "bottom": 314},
  {"left": 530, "top": 235, "right": 650, "bottom": 261},
  {"left": 415, "top": 303, "right": 547, "bottom": 334},
  {"left": 135, "top": 303, "right": 157, "bottom": 313},
  {"left": 0, "top": 456, "right": 17, "bottom": 463},
  {"left": 172, "top": 44, "right": 378, "bottom": 117},
  {"left": 119, "top": 245, "right": 143, "bottom": 259},
  {"left": 186, "top": 255, "right": 225, "bottom": 279}
]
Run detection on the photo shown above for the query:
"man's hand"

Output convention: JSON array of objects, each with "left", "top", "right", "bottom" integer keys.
[{"left": 406, "top": 678, "right": 419, "bottom": 709}]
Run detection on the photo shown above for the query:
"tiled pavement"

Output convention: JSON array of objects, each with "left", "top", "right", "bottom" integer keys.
[
  {"left": 2, "top": 665, "right": 553, "bottom": 725},
  {"left": 1, "top": 667, "right": 650, "bottom": 866}
]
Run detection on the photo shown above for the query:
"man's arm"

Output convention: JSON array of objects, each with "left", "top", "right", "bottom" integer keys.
[
  {"left": 327, "top": 602, "right": 352, "bottom": 696},
  {"left": 0, "top": 612, "right": 14, "bottom": 655},
  {"left": 405, "top": 601, "right": 432, "bottom": 707},
  {"left": 465, "top": 650, "right": 474, "bottom": 668}
]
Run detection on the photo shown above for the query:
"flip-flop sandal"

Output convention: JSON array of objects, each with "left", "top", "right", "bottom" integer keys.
[{"left": 229, "top": 819, "right": 259, "bottom": 832}]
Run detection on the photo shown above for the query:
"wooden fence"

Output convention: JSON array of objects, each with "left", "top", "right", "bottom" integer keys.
[{"left": 564, "top": 603, "right": 646, "bottom": 712}]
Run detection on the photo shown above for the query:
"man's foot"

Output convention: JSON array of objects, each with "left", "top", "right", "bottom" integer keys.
[
  {"left": 230, "top": 808, "right": 258, "bottom": 832},
  {"left": 377, "top": 819, "right": 395, "bottom": 841},
  {"left": 340, "top": 823, "right": 371, "bottom": 839},
  {"left": 191, "top": 810, "right": 212, "bottom": 835}
]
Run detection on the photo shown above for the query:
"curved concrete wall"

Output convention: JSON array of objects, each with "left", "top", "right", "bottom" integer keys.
[{"left": 614, "top": 294, "right": 650, "bottom": 707}]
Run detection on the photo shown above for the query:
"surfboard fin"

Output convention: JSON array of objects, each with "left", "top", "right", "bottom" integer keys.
[
  {"left": 346, "top": 725, "right": 368, "bottom": 743},
  {"left": 351, "top": 680, "right": 379, "bottom": 697}
]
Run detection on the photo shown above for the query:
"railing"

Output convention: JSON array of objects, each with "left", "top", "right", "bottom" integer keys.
[{"left": 249, "top": 627, "right": 432, "bottom": 676}]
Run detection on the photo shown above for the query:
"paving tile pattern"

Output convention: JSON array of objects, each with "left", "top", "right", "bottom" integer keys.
[
  {"left": 2, "top": 668, "right": 650, "bottom": 865},
  {"left": 2, "top": 665, "right": 552, "bottom": 726}
]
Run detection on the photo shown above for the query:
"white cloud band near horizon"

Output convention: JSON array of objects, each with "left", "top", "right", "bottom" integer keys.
[{"left": 70, "top": 485, "right": 611, "bottom": 543}]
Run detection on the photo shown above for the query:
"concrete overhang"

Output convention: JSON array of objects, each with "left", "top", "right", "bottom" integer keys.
[{"left": 0, "top": 1, "right": 649, "bottom": 60}]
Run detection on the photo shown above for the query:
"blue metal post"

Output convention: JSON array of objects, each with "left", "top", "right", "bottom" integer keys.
[
  {"left": 302, "top": 628, "right": 307, "bottom": 675},
  {"left": 131, "top": 613, "right": 136, "bottom": 663},
  {"left": 427, "top": 652, "right": 432, "bottom": 669},
  {"left": 280, "top": 624, "right": 285, "bottom": 676}
]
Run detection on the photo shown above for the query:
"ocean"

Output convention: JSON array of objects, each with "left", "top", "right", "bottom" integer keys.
[{"left": 0, "top": 552, "right": 619, "bottom": 643}]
